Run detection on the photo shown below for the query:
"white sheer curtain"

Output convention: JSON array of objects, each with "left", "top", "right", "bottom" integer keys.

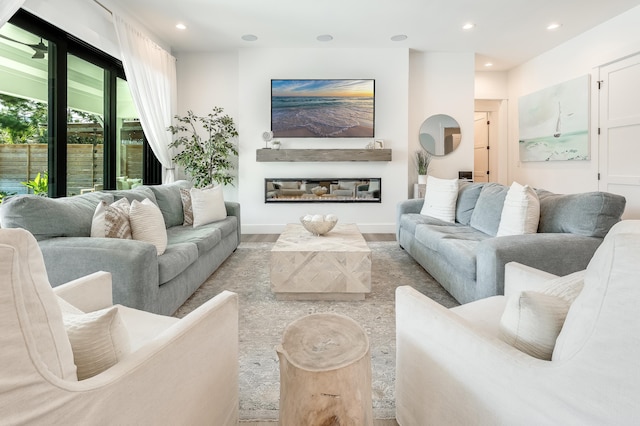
[
  {"left": 0, "top": 0, "right": 25, "bottom": 28},
  {"left": 113, "top": 13, "right": 176, "bottom": 183}
]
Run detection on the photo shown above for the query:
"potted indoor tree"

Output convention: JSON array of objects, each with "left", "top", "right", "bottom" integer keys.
[{"left": 168, "top": 107, "right": 238, "bottom": 187}]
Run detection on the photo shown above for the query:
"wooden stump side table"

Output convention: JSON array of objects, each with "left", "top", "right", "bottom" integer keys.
[{"left": 276, "top": 313, "right": 373, "bottom": 426}]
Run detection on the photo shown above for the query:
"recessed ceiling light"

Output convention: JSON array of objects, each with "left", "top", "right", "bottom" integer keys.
[
  {"left": 462, "top": 23, "right": 475, "bottom": 30},
  {"left": 547, "top": 23, "right": 562, "bottom": 31},
  {"left": 241, "top": 34, "right": 258, "bottom": 42},
  {"left": 391, "top": 34, "right": 408, "bottom": 42},
  {"left": 175, "top": 23, "right": 186, "bottom": 30},
  {"left": 484, "top": 62, "right": 493, "bottom": 67},
  {"left": 317, "top": 34, "right": 333, "bottom": 42}
]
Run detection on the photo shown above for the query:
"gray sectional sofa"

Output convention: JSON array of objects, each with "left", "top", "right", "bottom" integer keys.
[
  {"left": 0, "top": 180, "right": 240, "bottom": 315},
  {"left": 397, "top": 182, "right": 625, "bottom": 304}
]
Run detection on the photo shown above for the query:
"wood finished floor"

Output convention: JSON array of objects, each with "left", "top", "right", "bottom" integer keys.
[
  {"left": 239, "top": 232, "right": 399, "bottom": 425},
  {"left": 240, "top": 421, "right": 398, "bottom": 426},
  {"left": 241, "top": 233, "right": 397, "bottom": 243}
]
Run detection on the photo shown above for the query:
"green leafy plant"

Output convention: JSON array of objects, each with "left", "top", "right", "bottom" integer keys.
[
  {"left": 0, "top": 190, "right": 16, "bottom": 203},
  {"left": 415, "top": 150, "right": 432, "bottom": 175},
  {"left": 168, "top": 107, "right": 238, "bottom": 188},
  {"left": 21, "top": 171, "right": 48, "bottom": 196}
]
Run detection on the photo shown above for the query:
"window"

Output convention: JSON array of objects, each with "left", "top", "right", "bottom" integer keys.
[{"left": 0, "top": 9, "right": 160, "bottom": 199}]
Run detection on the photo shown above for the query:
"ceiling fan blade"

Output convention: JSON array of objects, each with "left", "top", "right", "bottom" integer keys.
[{"left": 0, "top": 34, "right": 48, "bottom": 58}]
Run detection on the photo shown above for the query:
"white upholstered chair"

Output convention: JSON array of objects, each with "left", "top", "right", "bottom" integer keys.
[
  {"left": 396, "top": 220, "right": 640, "bottom": 425},
  {"left": 0, "top": 228, "right": 239, "bottom": 425}
]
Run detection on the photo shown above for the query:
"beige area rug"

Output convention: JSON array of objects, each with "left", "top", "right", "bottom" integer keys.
[{"left": 174, "top": 241, "right": 458, "bottom": 421}]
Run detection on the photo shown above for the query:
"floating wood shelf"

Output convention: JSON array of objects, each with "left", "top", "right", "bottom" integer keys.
[{"left": 256, "top": 148, "right": 392, "bottom": 162}]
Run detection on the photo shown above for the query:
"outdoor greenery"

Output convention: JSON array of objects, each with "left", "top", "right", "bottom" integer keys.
[
  {"left": 0, "top": 93, "right": 103, "bottom": 145},
  {"left": 168, "top": 107, "right": 238, "bottom": 188},
  {"left": 415, "top": 149, "right": 432, "bottom": 175},
  {"left": 21, "top": 171, "right": 48, "bottom": 196}
]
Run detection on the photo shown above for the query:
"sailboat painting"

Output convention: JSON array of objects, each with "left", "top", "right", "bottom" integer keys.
[{"left": 518, "top": 75, "right": 590, "bottom": 161}]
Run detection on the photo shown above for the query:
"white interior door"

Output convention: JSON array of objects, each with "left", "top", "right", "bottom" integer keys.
[
  {"left": 473, "top": 112, "right": 489, "bottom": 182},
  {"left": 598, "top": 53, "right": 640, "bottom": 219}
]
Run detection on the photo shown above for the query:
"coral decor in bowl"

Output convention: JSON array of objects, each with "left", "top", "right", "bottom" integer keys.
[
  {"left": 300, "top": 214, "right": 338, "bottom": 236},
  {"left": 311, "top": 186, "right": 328, "bottom": 196}
]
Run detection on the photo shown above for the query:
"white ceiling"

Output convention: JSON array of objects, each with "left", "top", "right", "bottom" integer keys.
[{"left": 107, "top": 0, "right": 639, "bottom": 71}]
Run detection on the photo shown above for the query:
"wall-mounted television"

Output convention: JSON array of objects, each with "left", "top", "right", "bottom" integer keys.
[{"left": 271, "top": 79, "right": 375, "bottom": 138}]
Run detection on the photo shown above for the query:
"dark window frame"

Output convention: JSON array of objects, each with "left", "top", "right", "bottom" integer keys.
[{"left": 8, "top": 9, "right": 161, "bottom": 196}]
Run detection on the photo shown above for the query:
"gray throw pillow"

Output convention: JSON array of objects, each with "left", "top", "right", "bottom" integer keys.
[
  {"left": 469, "top": 183, "right": 509, "bottom": 236},
  {"left": 456, "top": 181, "right": 485, "bottom": 226}
]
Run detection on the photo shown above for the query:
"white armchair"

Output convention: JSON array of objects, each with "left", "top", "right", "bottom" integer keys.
[
  {"left": 0, "top": 228, "right": 239, "bottom": 425},
  {"left": 396, "top": 220, "right": 640, "bottom": 425}
]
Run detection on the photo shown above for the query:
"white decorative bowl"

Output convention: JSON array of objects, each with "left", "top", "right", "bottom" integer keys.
[{"left": 300, "top": 216, "right": 338, "bottom": 236}]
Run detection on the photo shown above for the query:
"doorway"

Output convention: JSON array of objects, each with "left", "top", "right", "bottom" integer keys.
[
  {"left": 598, "top": 52, "right": 640, "bottom": 219},
  {"left": 473, "top": 112, "right": 489, "bottom": 182}
]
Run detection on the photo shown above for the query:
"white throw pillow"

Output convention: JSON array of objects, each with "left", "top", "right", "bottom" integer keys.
[
  {"left": 499, "top": 270, "right": 585, "bottom": 360},
  {"left": 190, "top": 186, "right": 227, "bottom": 228},
  {"left": 63, "top": 306, "right": 131, "bottom": 380},
  {"left": 91, "top": 198, "right": 132, "bottom": 239},
  {"left": 497, "top": 181, "right": 540, "bottom": 236},
  {"left": 129, "top": 198, "right": 168, "bottom": 255},
  {"left": 419, "top": 175, "right": 459, "bottom": 223}
]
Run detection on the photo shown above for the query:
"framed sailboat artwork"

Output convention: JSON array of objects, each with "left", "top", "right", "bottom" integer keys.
[{"left": 518, "top": 75, "right": 590, "bottom": 161}]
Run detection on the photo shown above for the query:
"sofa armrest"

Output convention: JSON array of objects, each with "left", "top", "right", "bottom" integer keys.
[
  {"left": 53, "top": 271, "right": 113, "bottom": 311},
  {"left": 504, "top": 262, "right": 558, "bottom": 297},
  {"left": 225, "top": 201, "right": 241, "bottom": 245},
  {"left": 475, "top": 233, "right": 602, "bottom": 299},
  {"left": 39, "top": 237, "right": 160, "bottom": 312},
  {"left": 396, "top": 286, "right": 563, "bottom": 425},
  {"left": 396, "top": 198, "right": 424, "bottom": 240},
  {"left": 15, "top": 291, "right": 239, "bottom": 425}
]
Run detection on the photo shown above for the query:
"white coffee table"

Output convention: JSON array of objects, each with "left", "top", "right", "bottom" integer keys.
[{"left": 270, "top": 223, "right": 372, "bottom": 300}]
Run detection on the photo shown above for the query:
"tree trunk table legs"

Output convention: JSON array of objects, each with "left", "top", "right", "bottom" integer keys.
[{"left": 276, "top": 313, "right": 373, "bottom": 426}]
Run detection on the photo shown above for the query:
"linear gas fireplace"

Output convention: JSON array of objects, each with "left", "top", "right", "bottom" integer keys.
[{"left": 265, "top": 178, "right": 381, "bottom": 203}]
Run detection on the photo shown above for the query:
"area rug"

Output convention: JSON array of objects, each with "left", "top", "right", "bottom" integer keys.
[{"left": 174, "top": 241, "right": 459, "bottom": 421}]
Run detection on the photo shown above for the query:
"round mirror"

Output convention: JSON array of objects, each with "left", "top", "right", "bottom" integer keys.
[{"left": 419, "top": 114, "right": 461, "bottom": 156}]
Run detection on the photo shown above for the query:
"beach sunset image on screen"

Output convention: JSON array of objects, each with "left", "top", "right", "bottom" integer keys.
[{"left": 271, "top": 79, "right": 374, "bottom": 138}]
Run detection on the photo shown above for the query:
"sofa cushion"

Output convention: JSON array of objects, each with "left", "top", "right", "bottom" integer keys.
[
  {"left": 437, "top": 238, "right": 480, "bottom": 281},
  {"left": 536, "top": 190, "right": 626, "bottom": 238},
  {"left": 456, "top": 182, "right": 485, "bottom": 226},
  {"left": 497, "top": 182, "right": 540, "bottom": 236},
  {"left": 414, "top": 223, "right": 486, "bottom": 252},
  {"left": 130, "top": 199, "right": 168, "bottom": 255},
  {"left": 420, "top": 176, "right": 459, "bottom": 223},
  {"left": 400, "top": 213, "right": 452, "bottom": 236},
  {"left": 191, "top": 186, "right": 227, "bottom": 228},
  {"left": 107, "top": 186, "right": 158, "bottom": 205},
  {"left": 63, "top": 306, "right": 131, "bottom": 380},
  {"left": 180, "top": 188, "right": 194, "bottom": 226},
  {"left": 469, "top": 183, "right": 509, "bottom": 236},
  {"left": 90, "top": 198, "right": 132, "bottom": 239},
  {"left": 0, "top": 192, "right": 113, "bottom": 241},
  {"left": 148, "top": 180, "right": 192, "bottom": 228},
  {"left": 166, "top": 221, "right": 229, "bottom": 254},
  {"left": 157, "top": 242, "right": 199, "bottom": 284},
  {"left": 499, "top": 270, "right": 584, "bottom": 360}
]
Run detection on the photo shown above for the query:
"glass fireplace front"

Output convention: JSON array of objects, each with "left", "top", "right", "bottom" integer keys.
[{"left": 265, "top": 178, "right": 381, "bottom": 203}]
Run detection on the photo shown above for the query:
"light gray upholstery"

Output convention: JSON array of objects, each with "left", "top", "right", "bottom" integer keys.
[
  {"left": 0, "top": 181, "right": 240, "bottom": 315},
  {"left": 397, "top": 181, "right": 626, "bottom": 304}
]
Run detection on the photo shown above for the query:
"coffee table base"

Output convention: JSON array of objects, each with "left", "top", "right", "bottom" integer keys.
[{"left": 275, "top": 292, "right": 365, "bottom": 302}]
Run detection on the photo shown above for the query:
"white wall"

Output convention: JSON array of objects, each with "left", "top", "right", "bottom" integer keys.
[
  {"left": 506, "top": 5, "right": 640, "bottom": 194},
  {"left": 237, "top": 48, "right": 409, "bottom": 234},
  {"left": 409, "top": 51, "right": 475, "bottom": 193}
]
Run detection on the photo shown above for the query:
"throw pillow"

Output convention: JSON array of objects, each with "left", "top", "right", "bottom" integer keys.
[
  {"left": 180, "top": 188, "right": 194, "bottom": 226},
  {"left": 129, "top": 198, "right": 168, "bottom": 255},
  {"left": 496, "top": 181, "right": 540, "bottom": 236},
  {"left": 499, "top": 292, "right": 570, "bottom": 360},
  {"left": 190, "top": 186, "right": 227, "bottom": 228},
  {"left": 63, "top": 306, "right": 131, "bottom": 380},
  {"left": 419, "top": 175, "right": 459, "bottom": 223},
  {"left": 499, "top": 270, "right": 585, "bottom": 360},
  {"left": 90, "top": 198, "right": 132, "bottom": 239}
]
